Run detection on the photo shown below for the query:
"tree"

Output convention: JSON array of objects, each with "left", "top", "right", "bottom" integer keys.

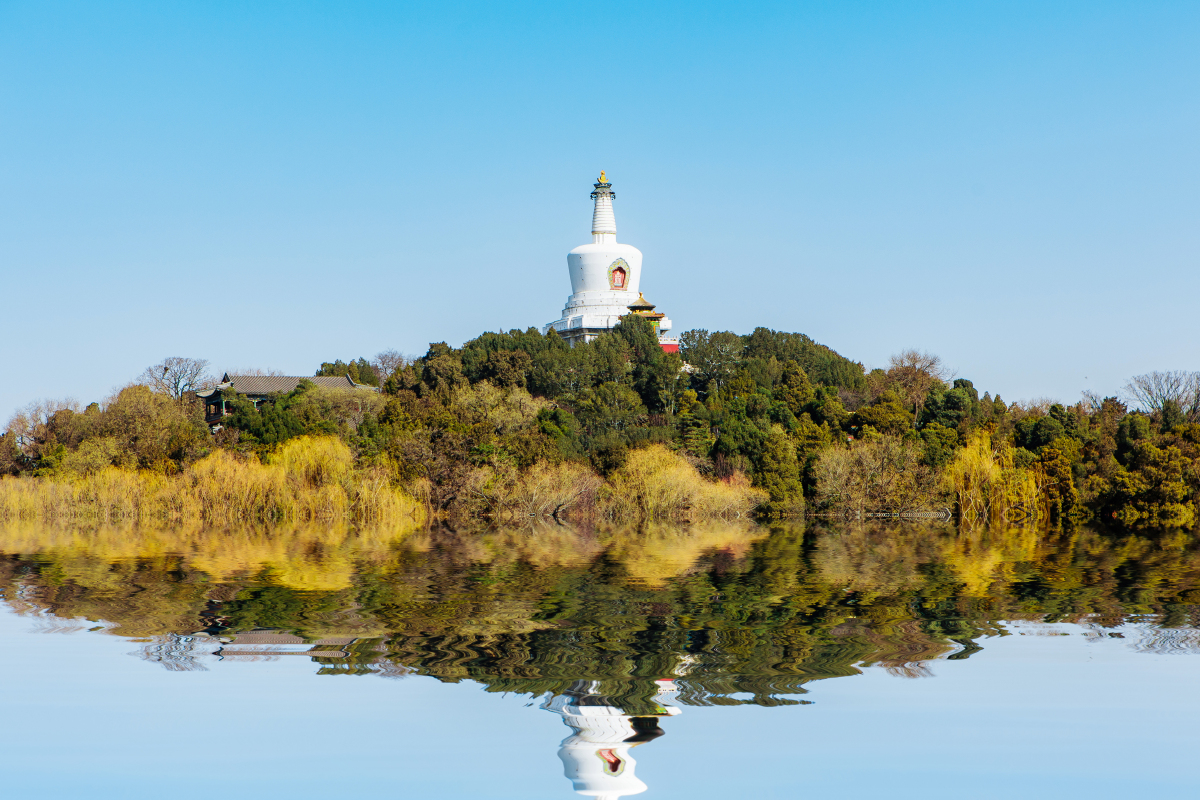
[
  {"left": 743, "top": 327, "right": 866, "bottom": 390},
  {"left": 138, "top": 357, "right": 216, "bottom": 400},
  {"left": 1123, "top": 371, "right": 1200, "bottom": 420},
  {"left": 419, "top": 343, "right": 466, "bottom": 397},
  {"left": 776, "top": 361, "right": 815, "bottom": 417},
  {"left": 573, "top": 382, "right": 647, "bottom": 435},
  {"left": 886, "top": 349, "right": 948, "bottom": 427},
  {"left": 813, "top": 434, "right": 940, "bottom": 514},
  {"left": 852, "top": 391, "right": 911, "bottom": 436},
  {"left": 316, "top": 358, "right": 379, "bottom": 386},
  {"left": 372, "top": 350, "right": 409, "bottom": 383},
  {"left": 680, "top": 329, "right": 742, "bottom": 395},
  {"left": 482, "top": 350, "right": 532, "bottom": 389},
  {"left": 753, "top": 425, "right": 803, "bottom": 512}
]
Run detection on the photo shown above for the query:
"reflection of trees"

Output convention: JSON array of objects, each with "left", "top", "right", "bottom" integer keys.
[
  {"left": 136, "top": 634, "right": 219, "bottom": 672},
  {"left": 2, "top": 520, "right": 1200, "bottom": 705}
]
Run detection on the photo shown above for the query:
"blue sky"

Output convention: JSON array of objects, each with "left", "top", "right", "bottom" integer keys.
[{"left": 2, "top": 1, "right": 1198, "bottom": 418}]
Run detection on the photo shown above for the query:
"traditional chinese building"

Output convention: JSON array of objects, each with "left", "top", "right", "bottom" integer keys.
[
  {"left": 196, "top": 373, "right": 377, "bottom": 427},
  {"left": 544, "top": 173, "right": 679, "bottom": 352}
]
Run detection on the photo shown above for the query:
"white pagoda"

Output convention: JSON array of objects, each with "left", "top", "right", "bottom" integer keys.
[{"left": 544, "top": 173, "right": 678, "bottom": 352}]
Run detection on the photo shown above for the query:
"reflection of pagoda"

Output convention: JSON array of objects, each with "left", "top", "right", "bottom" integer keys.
[{"left": 543, "top": 679, "right": 681, "bottom": 799}]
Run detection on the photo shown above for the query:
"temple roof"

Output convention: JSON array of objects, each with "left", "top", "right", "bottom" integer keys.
[
  {"left": 197, "top": 374, "right": 377, "bottom": 397},
  {"left": 627, "top": 292, "right": 656, "bottom": 312}
]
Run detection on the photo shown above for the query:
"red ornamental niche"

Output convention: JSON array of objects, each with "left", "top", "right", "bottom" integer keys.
[{"left": 608, "top": 258, "right": 629, "bottom": 289}]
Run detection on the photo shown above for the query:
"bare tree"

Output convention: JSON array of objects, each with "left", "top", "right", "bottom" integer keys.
[
  {"left": 137, "top": 357, "right": 216, "bottom": 400},
  {"left": 5, "top": 399, "right": 81, "bottom": 455},
  {"left": 1122, "top": 371, "right": 1200, "bottom": 419},
  {"left": 372, "top": 349, "right": 410, "bottom": 383},
  {"left": 886, "top": 349, "right": 949, "bottom": 426}
]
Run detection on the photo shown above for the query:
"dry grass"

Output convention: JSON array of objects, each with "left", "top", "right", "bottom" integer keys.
[
  {"left": 601, "top": 444, "right": 767, "bottom": 519},
  {"left": 814, "top": 435, "right": 942, "bottom": 515},
  {"left": 0, "top": 436, "right": 425, "bottom": 525},
  {"left": 462, "top": 460, "right": 603, "bottom": 519}
]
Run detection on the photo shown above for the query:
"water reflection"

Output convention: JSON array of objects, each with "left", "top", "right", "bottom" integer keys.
[
  {"left": 3, "top": 520, "right": 1199, "bottom": 682},
  {"left": 3, "top": 519, "right": 1200, "bottom": 797},
  {"left": 545, "top": 680, "right": 681, "bottom": 799}
]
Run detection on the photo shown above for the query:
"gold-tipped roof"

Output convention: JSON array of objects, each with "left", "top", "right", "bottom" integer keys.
[{"left": 627, "top": 292, "right": 657, "bottom": 312}]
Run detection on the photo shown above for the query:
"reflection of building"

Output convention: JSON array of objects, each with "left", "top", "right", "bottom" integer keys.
[
  {"left": 135, "top": 631, "right": 362, "bottom": 670},
  {"left": 543, "top": 680, "right": 681, "bottom": 799},
  {"left": 544, "top": 173, "right": 678, "bottom": 352}
]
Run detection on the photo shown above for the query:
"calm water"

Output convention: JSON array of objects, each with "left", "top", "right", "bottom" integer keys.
[{"left": 0, "top": 521, "right": 1197, "bottom": 799}]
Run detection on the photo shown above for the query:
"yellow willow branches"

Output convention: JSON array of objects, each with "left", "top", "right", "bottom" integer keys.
[
  {"left": 943, "top": 432, "right": 1039, "bottom": 525},
  {"left": 0, "top": 436, "right": 425, "bottom": 525}
]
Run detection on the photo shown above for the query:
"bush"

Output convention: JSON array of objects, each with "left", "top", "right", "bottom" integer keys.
[
  {"left": 602, "top": 444, "right": 766, "bottom": 519},
  {"left": 0, "top": 436, "right": 424, "bottom": 524}
]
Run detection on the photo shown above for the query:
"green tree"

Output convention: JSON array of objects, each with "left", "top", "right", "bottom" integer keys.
[
  {"left": 573, "top": 382, "right": 647, "bottom": 436},
  {"left": 753, "top": 425, "right": 803, "bottom": 513},
  {"left": 776, "top": 361, "right": 815, "bottom": 417},
  {"left": 852, "top": 391, "right": 911, "bottom": 437},
  {"left": 482, "top": 349, "right": 533, "bottom": 389},
  {"left": 419, "top": 343, "right": 467, "bottom": 398},
  {"left": 316, "top": 358, "right": 380, "bottom": 386},
  {"left": 680, "top": 329, "right": 742, "bottom": 396}
]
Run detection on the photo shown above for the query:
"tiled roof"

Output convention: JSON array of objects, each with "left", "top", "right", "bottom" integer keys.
[
  {"left": 217, "top": 374, "right": 377, "bottom": 395},
  {"left": 627, "top": 292, "right": 657, "bottom": 311}
]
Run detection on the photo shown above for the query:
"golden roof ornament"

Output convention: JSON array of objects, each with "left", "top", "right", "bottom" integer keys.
[{"left": 599, "top": 170, "right": 607, "bottom": 183}]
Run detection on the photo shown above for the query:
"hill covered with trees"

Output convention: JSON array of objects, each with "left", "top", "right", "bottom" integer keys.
[{"left": 2, "top": 318, "right": 1199, "bottom": 527}]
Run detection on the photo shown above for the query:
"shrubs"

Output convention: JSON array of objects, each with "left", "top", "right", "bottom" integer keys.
[
  {"left": 12, "top": 329, "right": 1200, "bottom": 528},
  {"left": 602, "top": 444, "right": 766, "bottom": 519},
  {"left": 814, "top": 434, "right": 942, "bottom": 515},
  {"left": 463, "top": 460, "right": 602, "bottom": 520},
  {"left": 459, "top": 445, "right": 764, "bottom": 521},
  {"left": 0, "top": 435, "right": 761, "bottom": 524},
  {"left": 0, "top": 436, "right": 424, "bottom": 524}
]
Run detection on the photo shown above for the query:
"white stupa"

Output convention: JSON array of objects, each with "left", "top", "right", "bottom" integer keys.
[{"left": 544, "top": 173, "right": 677, "bottom": 350}]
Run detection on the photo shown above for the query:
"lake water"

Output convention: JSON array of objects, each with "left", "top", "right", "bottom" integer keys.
[{"left": 0, "top": 521, "right": 1197, "bottom": 799}]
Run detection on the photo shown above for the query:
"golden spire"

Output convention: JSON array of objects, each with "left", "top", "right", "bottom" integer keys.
[{"left": 599, "top": 170, "right": 607, "bottom": 183}]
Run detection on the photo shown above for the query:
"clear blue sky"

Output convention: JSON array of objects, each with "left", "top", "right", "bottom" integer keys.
[{"left": 2, "top": 1, "right": 1198, "bottom": 419}]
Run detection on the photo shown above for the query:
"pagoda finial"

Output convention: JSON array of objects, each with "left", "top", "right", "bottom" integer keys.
[{"left": 590, "top": 172, "right": 616, "bottom": 237}]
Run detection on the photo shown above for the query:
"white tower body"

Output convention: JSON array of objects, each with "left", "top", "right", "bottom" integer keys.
[{"left": 544, "top": 174, "right": 673, "bottom": 346}]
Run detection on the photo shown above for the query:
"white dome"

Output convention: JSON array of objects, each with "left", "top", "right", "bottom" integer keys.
[{"left": 567, "top": 241, "right": 643, "bottom": 297}]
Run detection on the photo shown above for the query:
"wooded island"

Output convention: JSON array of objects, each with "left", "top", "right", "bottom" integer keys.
[{"left": 2, "top": 318, "right": 1197, "bottom": 527}]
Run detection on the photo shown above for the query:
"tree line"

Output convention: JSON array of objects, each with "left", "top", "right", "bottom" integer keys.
[{"left": 3, "top": 318, "right": 1199, "bottom": 525}]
